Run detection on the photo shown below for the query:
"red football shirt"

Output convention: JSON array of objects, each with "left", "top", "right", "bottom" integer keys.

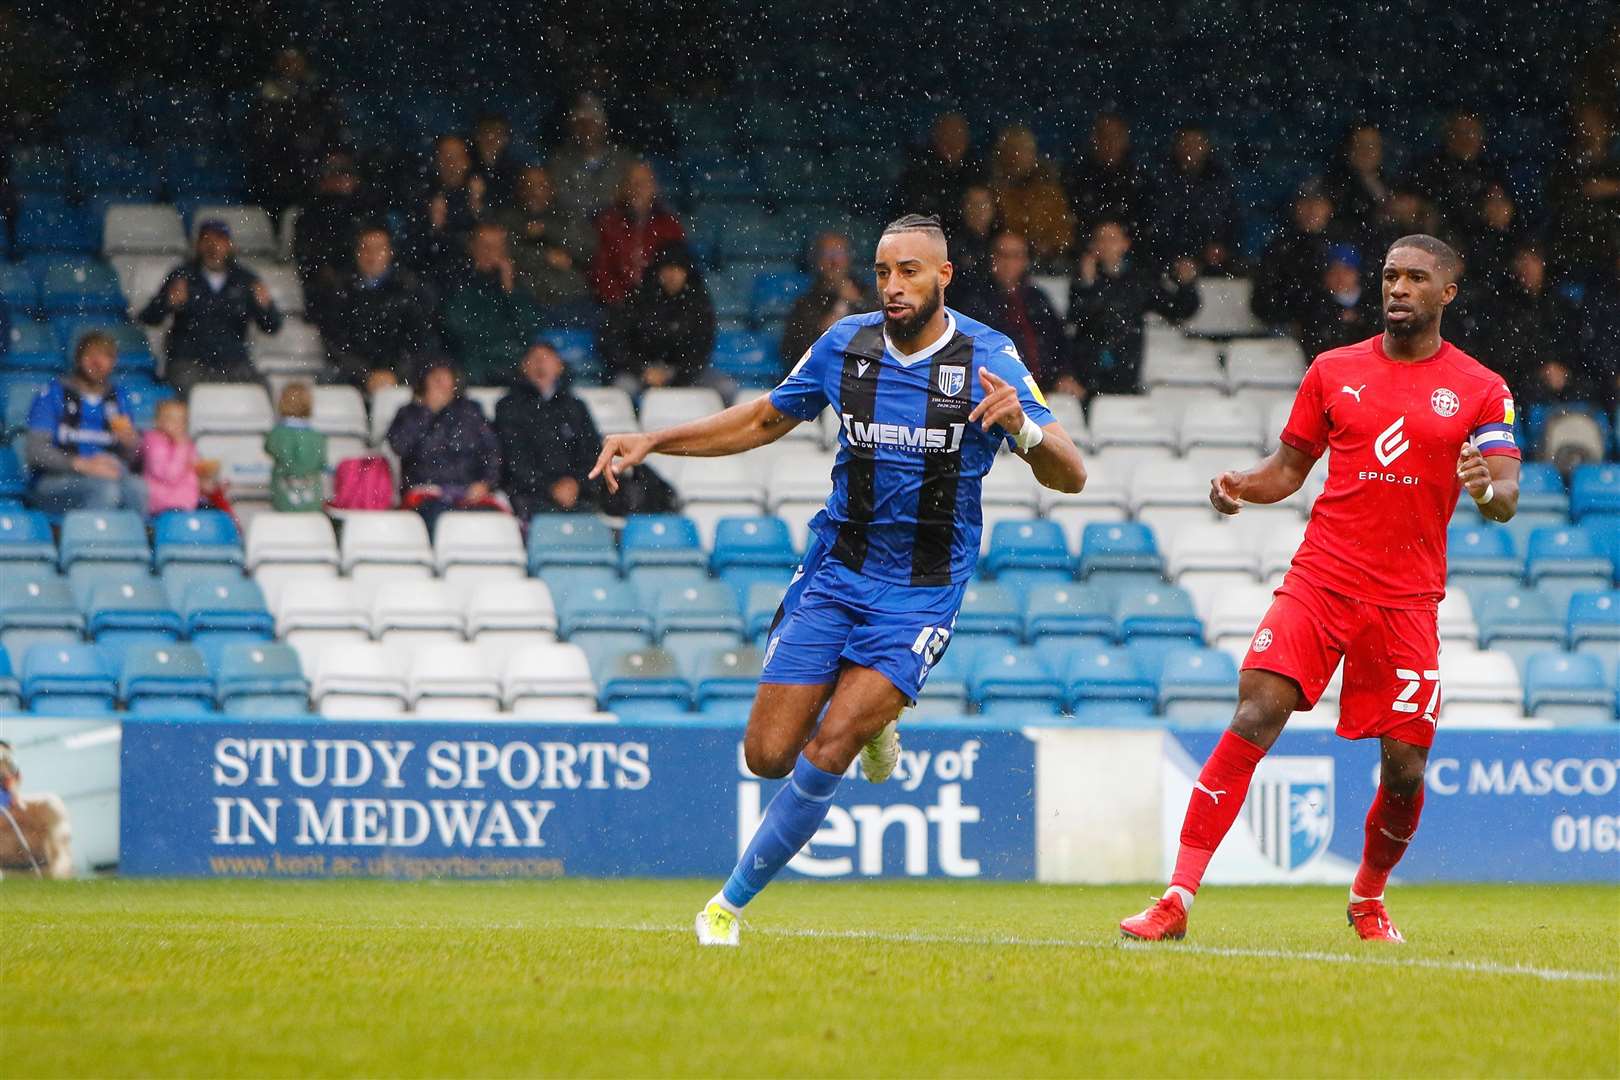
[{"left": 1279, "top": 335, "right": 1520, "bottom": 609}]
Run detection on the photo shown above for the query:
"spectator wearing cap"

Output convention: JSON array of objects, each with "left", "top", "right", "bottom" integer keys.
[
  {"left": 599, "top": 243, "right": 718, "bottom": 392},
  {"left": 442, "top": 223, "right": 547, "bottom": 386},
  {"left": 779, "top": 232, "right": 877, "bottom": 369},
  {"left": 139, "top": 219, "right": 282, "bottom": 394},
  {"left": 548, "top": 94, "right": 636, "bottom": 221},
  {"left": 1297, "top": 245, "right": 1380, "bottom": 357},
  {"left": 24, "top": 332, "right": 145, "bottom": 514},
  {"left": 1252, "top": 181, "right": 1352, "bottom": 335},
  {"left": 307, "top": 225, "right": 439, "bottom": 391},
  {"left": 588, "top": 160, "right": 687, "bottom": 307},
  {"left": 954, "top": 232, "right": 1068, "bottom": 389},
  {"left": 492, "top": 165, "right": 596, "bottom": 310},
  {"left": 495, "top": 341, "right": 604, "bottom": 520},
  {"left": 1065, "top": 219, "right": 1200, "bottom": 396}
]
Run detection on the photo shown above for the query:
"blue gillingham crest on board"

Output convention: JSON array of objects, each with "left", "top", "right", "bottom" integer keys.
[{"left": 1244, "top": 757, "right": 1334, "bottom": 871}]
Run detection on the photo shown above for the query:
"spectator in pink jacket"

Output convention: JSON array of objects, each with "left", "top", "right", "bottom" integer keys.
[{"left": 140, "top": 400, "right": 220, "bottom": 516}]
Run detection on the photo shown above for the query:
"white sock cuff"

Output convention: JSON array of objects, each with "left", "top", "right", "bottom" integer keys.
[
  {"left": 1166, "top": 885, "right": 1195, "bottom": 909},
  {"left": 1349, "top": 890, "right": 1383, "bottom": 904},
  {"left": 709, "top": 892, "right": 743, "bottom": 917}
]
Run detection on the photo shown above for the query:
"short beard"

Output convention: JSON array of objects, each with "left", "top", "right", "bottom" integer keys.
[
  {"left": 885, "top": 285, "right": 944, "bottom": 341},
  {"left": 1384, "top": 308, "right": 1437, "bottom": 339}
]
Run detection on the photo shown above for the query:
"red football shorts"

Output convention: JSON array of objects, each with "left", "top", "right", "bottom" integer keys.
[{"left": 1240, "top": 573, "right": 1441, "bottom": 748}]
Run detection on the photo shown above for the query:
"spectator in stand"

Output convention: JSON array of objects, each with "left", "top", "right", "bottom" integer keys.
[
  {"left": 988, "top": 125, "right": 1074, "bottom": 265},
  {"left": 1578, "top": 250, "right": 1620, "bottom": 408},
  {"left": 471, "top": 114, "right": 523, "bottom": 209},
  {"left": 954, "top": 231, "right": 1067, "bottom": 387},
  {"left": 893, "top": 112, "right": 983, "bottom": 233},
  {"left": 387, "top": 363, "right": 503, "bottom": 530},
  {"left": 292, "top": 151, "right": 378, "bottom": 284},
  {"left": 412, "top": 134, "right": 487, "bottom": 290},
  {"left": 140, "top": 220, "right": 282, "bottom": 393},
  {"left": 588, "top": 159, "right": 686, "bottom": 307},
  {"left": 1574, "top": 18, "right": 1620, "bottom": 121},
  {"left": 1366, "top": 184, "right": 1441, "bottom": 270},
  {"left": 1152, "top": 126, "right": 1242, "bottom": 274},
  {"left": 1476, "top": 244, "right": 1591, "bottom": 407},
  {"left": 24, "top": 332, "right": 145, "bottom": 513},
  {"left": 244, "top": 47, "right": 342, "bottom": 215},
  {"left": 548, "top": 93, "right": 636, "bottom": 221},
  {"left": 1411, "top": 111, "right": 1508, "bottom": 236},
  {"left": 1546, "top": 106, "right": 1620, "bottom": 281},
  {"left": 141, "top": 399, "right": 222, "bottom": 516},
  {"left": 1323, "top": 124, "right": 1391, "bottom": 247},
  {"left": 600, "top": 244, "right": 718, "bottom": 391},
  {"left": 307, "top": 226, "right": 438, "bottom": 391},
  {"left": 265, "top": 383, "right": 327, "bottom": 512},
  {"left": 1251, "top": 181, "right": 1348, "bottom": 334},
  {"left": 1296, "top": 246, "right": 1380, "bottom": 358},
  {"left": 495, "top": 341, "right": 603, "bottom": 520},
  {"left": 779, "top": 232, "right": 877, "bottom": 367},
  {"left": 950, "top": 185, "right": 1000, "bottom": 290},
  {"left": 1456, "top": 183, "right": 1526, "bottom": 294},
  {"left": 1064, "top": 111, "right": 1147, "bottom": 240},
  {"left": 492, "top": 165, "right": 595, "bottom": 310},
  {"left": 442, "top": 223, "right": 546, "bottom": 385},
  {"left": 1066, "top": 219, "right": 1200, "bottom": 396}
]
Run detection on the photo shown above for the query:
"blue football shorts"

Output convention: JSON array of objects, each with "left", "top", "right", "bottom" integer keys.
[{"left": 760, "top": 534, "right": 967, "bottom": 702}]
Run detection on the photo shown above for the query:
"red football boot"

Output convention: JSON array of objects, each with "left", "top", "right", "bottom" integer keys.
[
  {"left": 1119, "top": 894, "right": 1188, "bottom": 941},
  {"left": 1347, "top": 898, "right": 1405, "bottom": 943}
]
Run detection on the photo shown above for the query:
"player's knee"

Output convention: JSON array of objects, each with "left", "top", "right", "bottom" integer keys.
[
  {"left": 1230, "top": 696, "right": 1287, "bottom": 740},
  {"left": 1381, "top": 754, "right": 1426, "bottom": 796},
  {"left": 743, "top": 737, "right": 796, "bottom": 779}
]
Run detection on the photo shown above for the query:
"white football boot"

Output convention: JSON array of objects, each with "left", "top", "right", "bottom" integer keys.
[
  {"left": 860, "top": 717, "right": 901, "bottom": 784},
  {"left": 695, "top": 901, "right": 740, "bottom": 947}
]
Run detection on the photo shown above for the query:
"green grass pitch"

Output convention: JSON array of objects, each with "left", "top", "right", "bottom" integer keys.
[{"left": 5, "top": 879, "right": 1617, "bottom": 1077}]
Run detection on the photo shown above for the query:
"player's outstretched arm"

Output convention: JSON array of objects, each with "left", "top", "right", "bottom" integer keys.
[
  {"left": 1457, "top": 443, "right": 1519, "bottom": 523},
  {"left": 970, "top": 369, "right": 1085, "bottom": 494},
  {"left": 589, "top": 395, "right": 802, "bottom": 493},
  {"left": 1209, "top": 443, "right": 1316, "bottom": 514}
]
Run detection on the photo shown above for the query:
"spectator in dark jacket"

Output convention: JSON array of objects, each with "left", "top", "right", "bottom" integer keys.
[
  {"left": 1252, "top": 183, "right": 1351, "bottom": 333},
  {"left": 950, "top": 185, "right": 1000, "bottom": 294},
  {"left": 386, "top": 362, "right": 503, "bottom": 530},
  {"left": 292, "top": 151, "right": 380, "bottom": 284},
  {"left": 779, "top": 232, "right": 877, "bottom": 368},
  {"left": 955, "top": 232, "right": 1068, "bottom": 388},
  {"left": 1323, "top": 124, "right": 1392, "bottom": 248},
  {"left": 140, "top": 220, "right": 282, "bottom": 393},
  {"left": 893, "top": 113, "right": 983, "bottom": 233},
  {"left": 471, "top": 114, "right": 524, "bottom": 210},
  {"left": 495, "top": 342, "right": 602, "bottom": 520},
  {"left": 1067, "top": 219, "right": 1200, "bottom": 396},
  {"left": 410, "top": 134, "right": 488, "bottom": 291},
  {"left": 1477, "top": 244, "right": 1592, "bottom": 407},
  {"left": 491, "top": 165, "right": 595, "bottom": 310},
  {"left": 1411, "top": 111, "right": 1509, "bottom": 237},
  {"left": 600, "top": 244, "right": 718, "bottom": 391},
  {"left": 589, "top": 159, "right": 687, "bottom": 307},
  {"left": 307, "top": 226, "right": 438, "bottom": 391},
  {"left": 1064, "top": 112, "right": 1148, "bottom": 239},
  {"left": 1546, "top": 106, "right": 1620, "bottom": 281},
  {"left": 1455, "top": 183, "right": 1527, "bottom": 296},
  {"left": 1296, "top": 246, "right": 1380, "bottom": 358},
  {"left": 1578, "top": 251, "right": 1620, "bottom": 409},
  {"left": 244, "top": 47, "right": 342, "bottom": 215},
  {"left": 1151, "top": 126, "right": 1242, "bottom": 273},
  {"left": 442, "top": 223, "right": 547, "bottom": 385}
]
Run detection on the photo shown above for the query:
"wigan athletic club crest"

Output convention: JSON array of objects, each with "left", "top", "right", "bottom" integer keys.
[
  {"left": 1244, "top": 757, "right": 1334, "bottom": 871},
  {"left": 937, "top": 365, "right": 966, "bottom": 397},
  {"left": 1430, "top": 387, "right": 1460, "bottom": 417}
]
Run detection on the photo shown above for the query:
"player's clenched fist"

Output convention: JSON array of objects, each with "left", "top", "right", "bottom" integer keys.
[
  {"left": 1210, "top": 471, "right": 1244, "bottom": 515},
  {"left": 1456, "top": 443, "right": 1491, "bottom": 499},
  {"left": 968, "top": 369, "right": 1025, "bottom": 434},
  {"left": 589, "top": 432, "right": 654, "bottom": 493}
]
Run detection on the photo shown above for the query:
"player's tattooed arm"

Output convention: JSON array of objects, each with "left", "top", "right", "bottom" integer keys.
[
  {"left": 1210, "top": 443, "right": 1316, "bottom": 514},
  {"left": 589, "top": 396, "right": 802, "bottom": 492},
  {"left": 1458, "top": 444, "right": 1519, "bottom": 523}
]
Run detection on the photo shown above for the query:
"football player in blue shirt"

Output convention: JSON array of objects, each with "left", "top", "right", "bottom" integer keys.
[{"left": 591, "top": 214, "right": 1086, "bottom": 945}]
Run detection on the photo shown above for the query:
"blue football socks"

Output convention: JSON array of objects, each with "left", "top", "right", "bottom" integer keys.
[{"left": 720, "top": 754, "right": 843, "bottom": 909}]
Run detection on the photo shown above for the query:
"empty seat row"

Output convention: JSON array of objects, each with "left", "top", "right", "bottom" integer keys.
[
  {"left": 12, "top": 639, "right": 306, "bottom": 716},
  {"left": 0, "top": 509, "right": 242, "bottom": 570}
]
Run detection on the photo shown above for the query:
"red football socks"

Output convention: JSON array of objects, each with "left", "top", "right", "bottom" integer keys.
[
  {"left": 1169, "top": 730, "right": 1269, "bottom": 894},
  {"left": 1352, "top": 783, "right": 1425, "bottom": 899}
]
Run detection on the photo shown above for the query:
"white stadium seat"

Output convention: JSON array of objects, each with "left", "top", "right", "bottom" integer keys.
[
  {"left": 1041, "top": 457, "right": 1128, "bottom": 549},
  {"left": 576, "top": 386, "right": 639, "bottom": 435},
  {"left": 1225, "top": 337, "right": 1307, "bottom": 392},
  {"left": 1183, "top": 277, "right": 1266, "bottom": 337},
  {"left": 1256, "top": 518, "right": 1309, "bottom": 580},
  {"left": 278, "top": 206, "right": 300, "bottom": 262},
  {"left": 313, "top": 641, "right": 408, "bottom": 717},
  {"left": 979, "top": 464, "right": 1040, "bottom": 552},
  {"left": 310, "top": 385, "right": 369, "bottom": 440},
  {"left": 465, "top": 579, "right": 558, "bottom": 641},
  {"left": 663, "top": 456, "right": 767, "bottom": 547},
  {"left": 1205, "top": 582, "right": 1277, "bottom": 650},
  {"left": 189, "top": 205, "right": 277, "bottom": 256},
  {"left": 1129, "top": 460, "right": 1216, "bottom": 538},
  {"left": 1088, "top": 395, "right": 1178, "bottom": 450},
  {"left": 338, "top": 511, "right": 434, "bottom": 583},
  {"left": 1179, "top": 394, "right": 1264, "bottom": 453},
  {"left": 640, "top": 387, "right": 724, "bottom": 432},
  {"left": 1141, "top": 339, "right": 1223, "bottom": 392},
  {"left": 1042, "top": 391, "right": 1090, "bottom": 450},
  {"left": 189, "top": 383, "right": 273, "bottom": 436},
  {"left": 244, "top": 260, "right": 304, "bottom": 313},
  {"left": 1439, "top": 647, "right": 1524, "bottom": 724},
  {"left": 1437, "top": 590, "right": 1480, "bottom": 646},
  {"left": 111, "top": 253, "right": 176, "bottom": 313},
  {"left": 371, "top": 580, "right": 466, "bottom": 646},
  {"left": 407, "top": 641, "right": 503, "bottom": 716},
  {"left": 504, "top": 642, "right": 600, "bottom": 716},
  {"left": 767, "top": 452, "right": 837, "bottom": 550},
  {"left": 246, "top": 511, "right": 339, "bottom": 571},
  {"left": 276, "top": 577, "right": 371, "bottom": 648},
  {"left": 196, "top": 435, "right": 273, "bottom": 502},
  {"left": 467, "top": 386, "right": 505, "bottom": 420},
  {"left": 252, "top": 317, "right": 324, "bottom": 375},
  {"left": 370, "top": 384, "right": 413, "bottom": 445},
  {"left": 103, "top": 204, "right": 187, "bottom": 257},
  {"left": 433, "top": 512, "right": 526, "bottom": 583},
  {"left": 1167, "top": 523, "right": 1261, "bottom": 580}
]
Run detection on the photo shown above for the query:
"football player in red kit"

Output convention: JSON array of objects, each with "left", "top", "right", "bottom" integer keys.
[{"left": 1121, "top": 234, "right": 1521, "bottom": 944}]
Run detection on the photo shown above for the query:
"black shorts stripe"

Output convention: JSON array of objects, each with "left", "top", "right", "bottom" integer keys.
[
  {"left": 831, "top": 328, "right": 883, "bottom": 572},
  {"left": 911, "top": 337, "right": 973, "bottom": 586}
]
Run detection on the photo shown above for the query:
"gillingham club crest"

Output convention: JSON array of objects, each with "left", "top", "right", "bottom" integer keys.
[
  {"left": 1244, "top": 757, "right": 1334, "bottom": 871},
  {"left": 937, "top": 365, "right": 966, "bottom": 397}
]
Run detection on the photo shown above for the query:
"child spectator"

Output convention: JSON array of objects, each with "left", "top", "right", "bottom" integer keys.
[
  {"left": 264, "top": 384, "right": 328, "bottom": 512},
  {"left": 140, "top": 400, "right": 222, "bottom": 516}
]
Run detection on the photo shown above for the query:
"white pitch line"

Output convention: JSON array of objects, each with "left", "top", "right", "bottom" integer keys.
[{"left": 604, "top": 922, "right": 1620, "bottom": 984}]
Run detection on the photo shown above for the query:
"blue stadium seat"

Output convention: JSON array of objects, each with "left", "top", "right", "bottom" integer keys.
[
  {"left": 599, "top": 647, "right": 692, "bottom": 713},
  {"left": 744, "top": 582, "right": 787, "bottom": 641},
  {"left": 120, "top": 642, "right": 215, "bottom": 713},
  {"left": 751, "top": 270, "right": 809, "bottom": 323},
  {"left": 711, "top": 330, "right": 776, "bottom": 382},
  {"left": 718, "top": 565, "right": 793, "bottom": 613},
  {"left": 1115, "top": 584, "right": 1203, "bottom": 640},
  {"left": 40, "top": 261, "right": 125, "bottom": 317},
  {"left": 707, "top": 266, "right": 754, "bottom": 321},
  {"left": 538, "top": 330, "right": 598, "bottom": 382},
  {"left": 0, "top": 645, "right": 18, "bottom": 710},
  {"left": 85, "top": 579, "right": 182, "bottom": 644},
  {"left": 0, "top": 448, "right": 24, "bottom": 501},
  {"left": 1513, "top": 462, "right": 1569, "bottom": 517},
  {"left": 967, "top": 646, "right": 1062, "bottom": 712},
  {"left": 710, "top": 516, "right": 796, "bottom": 573},
  {"left": 3, "top": 376, "right": 50, "bottom": 435},
  {"left": 1024, "top": 583, "right": 1115, "bottom": 641},
  {"left": 625, "top": 565, "right": 709, "bottom": 611},
  {"left": 18, "top": 205, "right": 95, "bottom": 254},
  {"left": 114, "top": 379, "right": 175, "bottom": 428},
  {"left": 570, "top": 630, "right": 655, "bottom": 681},
  {"left": 1523, "top": 651, "right": 1613, "bottom": 724},
  {"left": 1, "top": 573, "right": 84, "bottom": 656},
  {"left": 1524, "top": 527, "right": 1613, "bottom": 590},
  {"left": 620, "top": 514, "right": 705, "bottom": 570},
  {"left": 1126, "top": 635, "right": 1203, "bottom": 686},
  {"left": 654, "top": 581, "right": 745, "bottom": 640},
  {"left": 1447, "top": 525, "right": 1519, "bottom": 584},
  {"left": 214, "top": 642, "right": 310, "bottom": 716},
  {"left": 1061, "top": 645, "right": 1157, "bottom": 718},
  {"left": 1571, "top": 464, "right": 1620, "bottom": 522},
  {"left": 1159, "top": 646, "right": 1240, "bottom": 722},
  {"left": 153, "top": 510, "right": 243, "bottom": 568},
  {"left": 983, "top": 520, "right": 1072, "bottom": 578},
  {"left": 21, "top": 642, "right": 116, "bottom": 713},
  {"left": 180, "top": 577, "right": 273, "bottom": 641},
  {"left": 11, "top": 148, "right": 69, "bottom": 194},
  {"left": 0, "top": 263, "right": 38, "bottom": 314},
  {"left": 1472, "top": 587, "right": 1565, "bottom": 651},
  {"left": 692, "top": 645, "right": 764, "bottom": 710},
  {"left": 4, "top": 320, "right": 62, "bottom": 371},
  {"left": 58, "top": 510, "right": 150, "bottom": 571},
  {"left": 1585, "top": 515, "right": 1620, "bottom": 574},
  {"left": 915, "top": 641, "right": 973, "bottom": 713},
  {"left": 955, "top": 583, "right": 1024, "bottom": 645},
  {"left": 536, "top": 566, "right": 621, "bottom": 610},
  {"left": 1078, "top": 522, "right": 1163, "bottom": 579},
  {"left": 0, "top": 509, "right": 58, "bottom": 567},
  {"left": 1568, "top": 591, "right": 1619, "bottom": 651},
  {"left": 527, "top": 514, "right": 618, "bottom": 574},
  {"left": 555, "top": 581, "right": 653, "bottom": 637}
]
